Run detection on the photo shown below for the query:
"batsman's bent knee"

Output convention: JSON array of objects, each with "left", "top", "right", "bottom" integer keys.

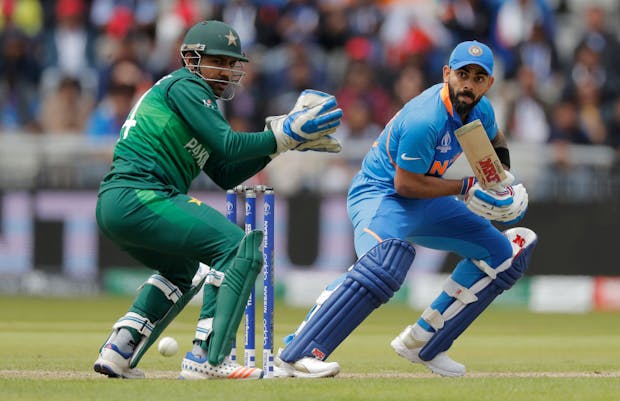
[
  {"left": 419, "top": 227, "right": 538, "bottom": 361},
  {"left": 280, "top": 238, "right": 415, "bottom": 363}
]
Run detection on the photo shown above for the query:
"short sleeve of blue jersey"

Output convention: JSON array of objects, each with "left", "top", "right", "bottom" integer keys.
[
  {"left": 476, "top": 97, "right": 499, "bottom": 141},
  {"left": 395, "top": 112, "right": 439, "bottom": 174}
]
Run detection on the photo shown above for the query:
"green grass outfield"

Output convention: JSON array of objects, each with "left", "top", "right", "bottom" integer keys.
[{"left": 1, "top": 296, "right": 619, "bottom": 401}]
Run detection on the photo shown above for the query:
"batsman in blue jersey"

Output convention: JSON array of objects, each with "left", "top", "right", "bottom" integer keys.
[{"left": 275, "top": 41, "right": 538, "bottom": 378}]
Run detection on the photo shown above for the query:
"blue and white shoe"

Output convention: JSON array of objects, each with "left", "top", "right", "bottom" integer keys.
[
  {"left": 179, "top": 352, "right": 263, "bottom": 380},
  {"left": 93, "top": 343, "right": 145, "bottom": 379}
]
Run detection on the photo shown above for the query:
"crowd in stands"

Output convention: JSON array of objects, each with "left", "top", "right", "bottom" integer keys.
[{"left": 1, "top": 0, "right": 619, "bottom": 193}]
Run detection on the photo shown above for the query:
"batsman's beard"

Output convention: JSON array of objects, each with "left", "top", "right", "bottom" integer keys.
[{"left": 448, "top": 85, "right": 481, "bottom": 116}]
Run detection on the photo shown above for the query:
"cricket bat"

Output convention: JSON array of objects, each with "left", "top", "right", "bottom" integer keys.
[{"left": 454, "top": 119, "right": 506, "bottom": 189}]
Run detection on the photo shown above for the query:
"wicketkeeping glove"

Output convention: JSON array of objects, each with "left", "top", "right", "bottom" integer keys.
[
  {"left": 267, "top": 90, "right": 343, "bottom": 154},
  {"left": 294, "top": 135, "right": 342, "bottom": 153},
  {"left": 289, "top": 89, "right": 342, "bottom": 153}
]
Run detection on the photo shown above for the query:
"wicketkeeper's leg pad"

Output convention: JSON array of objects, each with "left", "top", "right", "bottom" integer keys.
[
  {"left": 123, "top": 273, "right": 206, "bottom": 368},
  {"left": 208, "top": 230, "right": 264, "bottom": 366},
  {"left": 418, "top": 227, "right": 537, "bottom": 361},
  {"left": 280, "top": 238, "right": 415, "bottom": 363}
]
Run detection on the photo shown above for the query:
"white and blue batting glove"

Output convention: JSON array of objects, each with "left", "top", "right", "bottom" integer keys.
[
  {"left": 469, "top": 183, "right": 515, "bottom": 208},
  {"left": 466, "top": 183, "right": 528, "bottom": 224},
  {"left": 489, "top": 170, "right": 515, "bottom": 191},
  {"left": 496, "top": 184, "right": 528, "bottom": 224}
]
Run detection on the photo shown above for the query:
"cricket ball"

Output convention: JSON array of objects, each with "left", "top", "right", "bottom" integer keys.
[{"left": 157, "top": 336, "right": 179, "bottom": 357}]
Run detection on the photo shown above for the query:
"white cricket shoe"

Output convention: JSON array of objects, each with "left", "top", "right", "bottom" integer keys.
[
  {"left": 273, "top": 348, "right": 340, "bottom": 378},
  {"left": 93, "top": 343, "right": 145, "bottom": 379},
  {"left": 390, "top": 325, "right": 466, "bottom": 377},
  {"left": 179, "top": 352, "right": 263, "bottom": 380}
]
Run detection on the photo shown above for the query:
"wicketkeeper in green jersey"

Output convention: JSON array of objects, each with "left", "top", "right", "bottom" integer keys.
[{"left": 93, "top": 20, "right": 343, "bottom": 380}]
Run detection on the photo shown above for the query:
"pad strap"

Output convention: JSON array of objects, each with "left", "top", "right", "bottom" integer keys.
[
  {"left": 205, "top": 269, "right": 225, "bottom": 287},
  {"left": 472, "top": 259, "right": 497, "bottom": 279},
  {"left": 421, "top": 308, "right": 445, "bottom": 331},
  {"left": 443, "top": 278, "right": 478, "bottom": 304},
  {"left": 143, "top": 274, "right": 182, "bottom": 303},
  {"left": 195, "top": 318, "right": 214, "bottom": 341},
  {"left": 113, "top": 312, "right": 155, "bottom": 336}
]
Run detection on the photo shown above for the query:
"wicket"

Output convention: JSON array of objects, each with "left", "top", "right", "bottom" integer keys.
[{"left": 225, "top": 185, "right": 275, "bottom": 378}]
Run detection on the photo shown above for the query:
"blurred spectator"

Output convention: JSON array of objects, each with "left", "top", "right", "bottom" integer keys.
[
  {"left": 562, "top": 43, "right": 610, "bottom": 110},
  {"left": 548, "top": 100, "right": 589, "bottom": 169},
  {"left": 0, "top": 27, "right": 41, "bottom": 133},
  {"left": 492, "top": 0, "right": 556, "bottom": 79},
  {"left": 41, "top": 0, "right": 97, "bottom": 95},
  {"left": 347, "top": 0, "right": 384, "bottom": 38},
  {"left": 95, "top": 35, "right": 154, "bottom": 100},
  {"left": 392, "top": 64, "right": 426, "bottom": 108},
  {"left": 85, "top": 80, "right": 136, "bottom": 138},
  {"left": 574, "top": 78, "right": 607, "bottom": 145},
  {"left": 85, "top": 58, "right": 149, "bottom": 138},
  {"left": 438, "top": 0, "right": 494, "bottom": 44},
  {"left": 39, "top": 76, "right": 94, "bottom": 134},
  {"left": 277, "top": 0, "right": 319, "bottom": 44},
  {"left": 0, "top": 0, "right": 43, "bottom": 37},
  {"left": 336, "top": 60, "right": 394, "bottom": 127},
  {"left": 515, "top": 20, "right": 563, "bottom": 103},
  {"left": 317, "top": 4, "right": 350, "bottom": 51},
  {"left": 90, "top": 0, "right": 158, "bottom": 35},
  {"left": 253, "top": 3, "right": 282, "bottom": 48},
  {"left": 338, "top": 97, "right": 382, "bottom": 164},
  {"left": 572, "top": 4, "right": 620, "bottom": 104},
  {"left": 263, "top": 42, "right": 329, "bottom": 115},
  {"left": 379, "top": 1, "right": 448, "bottom": 80},
  {"left": 504, "top": 65, "right": 551, "bottom": 143},
  {"left": 316, "top": 4, "right": 351, "bottom": 85}
]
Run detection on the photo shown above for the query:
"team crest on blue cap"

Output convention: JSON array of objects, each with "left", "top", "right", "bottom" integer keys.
[
  {"left": 449, "top": 40, "right": 494, "bottom": 75},
  {"left": 468, "top": 45, "right": 483, "bottom": 57}
]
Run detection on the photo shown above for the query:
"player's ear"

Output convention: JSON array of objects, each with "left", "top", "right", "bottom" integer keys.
[
  {"left": 442, "top": 65, "right": 451, "bottom": 83},
  {"left": 486, "top": 75, "right": 495, "bottom": 90}
]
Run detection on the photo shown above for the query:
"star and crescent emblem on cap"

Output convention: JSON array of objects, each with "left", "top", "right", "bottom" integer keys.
[
  {"left": 468, "top": 45, "right": 483, "bottom": 57},
  {"left": 225, "top": 30, "right": 238, "bottom": 47}
]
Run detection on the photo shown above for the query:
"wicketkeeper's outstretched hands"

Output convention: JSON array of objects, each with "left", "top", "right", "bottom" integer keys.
[{"left": 267, "top": 89, "right": 343, "bottom": 154}]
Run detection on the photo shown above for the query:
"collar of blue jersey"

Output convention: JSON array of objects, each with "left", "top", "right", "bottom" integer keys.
[{"left": 440, "top": 82, "right": 483, "bottom": 128}]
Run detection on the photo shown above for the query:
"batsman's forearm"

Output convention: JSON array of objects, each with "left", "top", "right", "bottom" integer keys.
[{"left": 395, "top": 175, "right": 463, "bottom": 199}]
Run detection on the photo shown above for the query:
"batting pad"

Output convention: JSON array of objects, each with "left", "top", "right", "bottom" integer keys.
[
  {"left": 280, "top": 238, "right": 415, "bottom": 363},
  {"left": 208, "top": 230, "right": 264, "bottom": 366},
  {"left": 419, "top": 227, "right": 537, "bottom": 361}
]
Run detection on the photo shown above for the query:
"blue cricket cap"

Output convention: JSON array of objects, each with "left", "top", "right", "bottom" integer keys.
[{"left": 449, "top": 41, "right": 494, "bottom": 76}]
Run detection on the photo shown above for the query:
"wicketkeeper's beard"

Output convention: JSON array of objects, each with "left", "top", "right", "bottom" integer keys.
[{"left": 448, "top": 84, "right": 481, "bottom": 116}]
